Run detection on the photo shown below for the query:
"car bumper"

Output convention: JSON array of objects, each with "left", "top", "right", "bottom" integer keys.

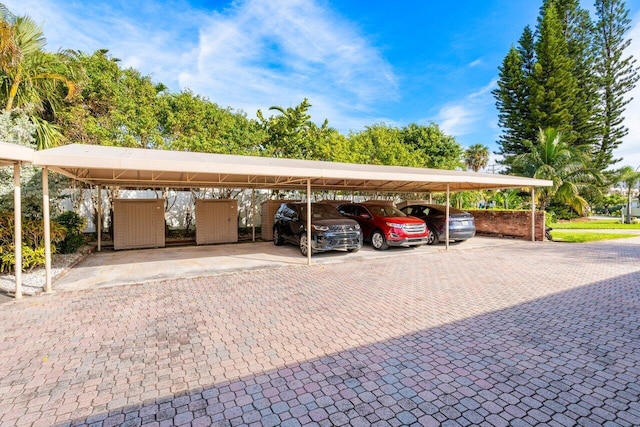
[
  {"left": 387, "top": 236, "right": 428, "bottom": 247},
  {"left": 445, "top": 229, "right": 476, "bottom": 240},
  {"left": 313, "top": 232, "right": 363, "bottom": 252}
]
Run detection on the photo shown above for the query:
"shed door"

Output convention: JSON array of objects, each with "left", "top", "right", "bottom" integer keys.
[
  {"left": 113, "top": 199, "right": 165, "bottom": 250},
  {"left": 196, "top": 200, "right": 238, "bottom": 244}
]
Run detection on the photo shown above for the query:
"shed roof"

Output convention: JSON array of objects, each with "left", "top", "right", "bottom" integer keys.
[{"left": 19, "top": 143, "right": 551, "bottom": 192}]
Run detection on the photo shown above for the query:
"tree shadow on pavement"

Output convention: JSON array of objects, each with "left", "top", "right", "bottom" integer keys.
[{"left": 45, "top": 270, "right": 640, "bottom": 427}]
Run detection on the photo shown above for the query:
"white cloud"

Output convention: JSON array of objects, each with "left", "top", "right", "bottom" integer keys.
[
  {"left": 435, "top": 105, "right": 475, "bottom": 136},
  {"left": 3, "top": 0, "right": 204, "bottom": 90},
  {"left": 431, "top": 79, "right": 498, "bottom": 142},
  {"left": 469, "top": 58, "right": 483, "bottom": 68},
  {"left": 179, "top": 0, "right": 397, "bottom": 126},
  {"left": 4, "top": 0, "right": 396, "bottom": 131}
]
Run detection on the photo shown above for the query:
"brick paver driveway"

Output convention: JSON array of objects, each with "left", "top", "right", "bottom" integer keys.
[{"left": 1, "top": 238, "right": 639, "bottom": 426}]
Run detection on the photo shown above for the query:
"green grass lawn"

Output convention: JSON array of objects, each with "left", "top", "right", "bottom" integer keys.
[
  {"left": 550, "top": 220, "right": 640, "bottom": 229},
  {"left": 550, "top": 231, "right": 638, "bottom": 243}
]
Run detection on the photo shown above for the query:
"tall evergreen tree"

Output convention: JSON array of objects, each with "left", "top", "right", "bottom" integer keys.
[
  {"left": 593, "top": 0, "right": 639, "bottom": 170},
  {"left": 493, "top": 27, "right": 537, "bottom": 172},
  {"left": 550, "top": 0, "right": 600, "bottom": 150},
  {"left": 530, "top": 5, "right": 578, "bottom": 140}
]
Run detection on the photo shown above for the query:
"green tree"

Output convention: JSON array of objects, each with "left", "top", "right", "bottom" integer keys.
[
  {"left": 493, "top": 27, "right": 537, "bottom": 171},
  {"left": 613, "top": 166, "right": 640, "bottom": 223},
  {"left": 60, "top": 50, "right": 165, "bottom": 149},
  {"left": 0, "top": 4, "right": 80, "bottom": 149},
  {"left": 549, "top": 0, "right": 600, "bottom": 151},
  {"left": 159, "top": 90, "right": 263, "bottom": 155},
  {"left": 490, "top": 189, "right": 524, "bottom": 209},
  {"left": 464, "top": 144, "right": 490, "bottom": 172},
  {"left": 530, "top": 5, "right": 578, "bottom": 140},
  {"left": 514, "top": 128, "right": 601, "bottom": 215},
  {"left": 345, "top": 123, "right": 463, "bottom": 169},
  {"left": 348, "top": 124, "right": 420, "bottom": 167},
  {"left": 401, "top": 123, "right": 463, "bottom": 169},
  {"left": 257, "top": 98, "right": 324, "bottom": 159},
  {"left": 593, "top": 0, "right": 639, "bottom": 170}
]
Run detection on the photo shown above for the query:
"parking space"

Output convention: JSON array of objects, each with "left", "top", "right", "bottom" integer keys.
[
  {"left": 1, "top": 236, "right": 639, "bottom": 426},
  {"left": 53, "top": 237, "right": 523, "bottom": 292}
]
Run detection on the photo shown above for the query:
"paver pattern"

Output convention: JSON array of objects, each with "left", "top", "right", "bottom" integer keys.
[{"left": 1, "top": 238, "right": 639, "bottom": 426}]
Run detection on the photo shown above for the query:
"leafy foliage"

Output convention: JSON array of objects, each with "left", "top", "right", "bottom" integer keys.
[
  {"left": 494, "top": 0, "right": 638, "bottom": 174},
  {"left": 490, "top": 189, "right": 525, "bottom": 209},
  {"left": 593, "top": 0, "right": 640, "bottom": 169},
  {"left": 0, "top": 210, "right": 65, "bottom": 272},
  {"left": 55, "top": 210, "right": 86, "bottom": 253},
  {"left": 0, "top": 110, "right": 35, "bottom": 145},
  {"left": 0, "top": 4, "right": 81, "bottom": 149},
  {"left": 530, "top": 4, "right": 578, "bottom": 139},
  {"left": 514, "top": 128, "right": 602, "bottom": 215},
  {"left": 612, "top": 165, "right": 640, "bottom": 223},
  {"left": 0, "top": 165, "right": 70, "bottom": 218},
  {"left": 464, "top": 144, "right": 490, "bottom": 172}
]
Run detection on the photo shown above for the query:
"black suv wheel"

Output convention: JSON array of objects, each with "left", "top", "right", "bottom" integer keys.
[{"left": 273, "top": 226, "right": 284, "bottom": 245}]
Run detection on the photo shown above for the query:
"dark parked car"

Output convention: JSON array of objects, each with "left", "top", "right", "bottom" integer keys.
[
  {"left": 273, "top": 202, "right": 363, "bottom": 256},
  {"left": 400, "top": 204, "right": 476, "bottom": 245},
  {"left": 337, "top": 202, "right": 428, "bottom": 250}
]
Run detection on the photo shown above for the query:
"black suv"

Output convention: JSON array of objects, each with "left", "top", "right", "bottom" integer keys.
[{"left": 273, "top": 202, "right": 363, "bottom": 256}]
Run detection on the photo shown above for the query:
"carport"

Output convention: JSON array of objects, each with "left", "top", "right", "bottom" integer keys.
[{"left": 1, "top": 142, "right": 552, "bottom": 298}]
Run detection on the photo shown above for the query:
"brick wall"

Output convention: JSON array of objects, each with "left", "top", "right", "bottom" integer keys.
[{"left": 468, "top": 210, "right": 546, "bottom": 241}]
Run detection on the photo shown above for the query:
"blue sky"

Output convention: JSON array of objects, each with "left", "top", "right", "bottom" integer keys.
[{"left": 6, "top": 0, "right": 640, "bottom": 169}]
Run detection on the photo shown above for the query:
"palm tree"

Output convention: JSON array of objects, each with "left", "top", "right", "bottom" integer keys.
[
  {"left": 514, "top": 128, "right": 601, "bottom": 215},
  {"left": 0, "top": 4, "right": 79, "bottom": 149},
  {"left": 613, "top": 166, "right": 640, "bottom": 223},
  {"left": 491, "top": 189, "right": 523, "bottom": 209},
  {"left": 464, "top": 144, "right": 490, "bottom": 172}
]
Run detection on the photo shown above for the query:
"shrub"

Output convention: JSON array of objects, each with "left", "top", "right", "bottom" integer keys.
[
  {"left": 60, "top": 233, "right": 85, "bottom": 254},
  {"left": 547, "top": 203, "right": 580, "bottom": 221},
  {"left": 55, "top": 211, "right": 86, "bottom": 254},
  {"left": 545, "top": 211, "right": 556, "bottom": 227},
  {"left": 56, "top": 211, "right": 85, "bottom": 234},
  {"left": 0, "top": 211, "right": 65, "bottom": 272}
]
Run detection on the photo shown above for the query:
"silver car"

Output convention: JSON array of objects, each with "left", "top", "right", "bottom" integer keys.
[{"left": 400, "top": 204, "right": 476, "bottom": 245}]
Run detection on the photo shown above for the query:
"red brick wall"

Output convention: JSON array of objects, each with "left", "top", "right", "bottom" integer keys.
[{"left": 468, "top": 210, "right": 546, "bottom": 241}]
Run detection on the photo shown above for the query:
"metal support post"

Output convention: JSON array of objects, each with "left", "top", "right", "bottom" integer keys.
[
  {"left": 13, "top": 164, "right": 22, "bottom": 299},
  {"left": 43, "top": 168, "right": 52, "bottom": 293},
  {"left": 445, "top": 185, "right": 450, "bottom": 251}
]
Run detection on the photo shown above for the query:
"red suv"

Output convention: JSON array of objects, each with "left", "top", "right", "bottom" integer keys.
[{"left": 337, "top": 202, "right": 428, "bottom": 250}]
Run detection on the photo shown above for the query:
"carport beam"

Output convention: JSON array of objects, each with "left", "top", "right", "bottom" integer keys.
[
  {"left": 307, "top": 178, "right": 312, "bottom": 265},
  {"left": 43, "top": 168, "right": 52, "bottom": 293},
  {"left": 531, "top": 187, "right": 536, "bottom": 242},
  {"left": 97, "top": 186, "right": 102, "bottom": 251},
  {"left": 13, "top": 163, "right": 22, "bottom": 299}
]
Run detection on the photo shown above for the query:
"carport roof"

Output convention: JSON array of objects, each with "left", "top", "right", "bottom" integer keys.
[
  {"left": 3, "top": 142, "right": 552, "bottom": 192},
  {"left": 0, "top": 142, "right": 34, "bottom": 166}
]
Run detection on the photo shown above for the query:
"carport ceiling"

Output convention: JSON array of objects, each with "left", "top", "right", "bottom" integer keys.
[{"left": 16, "top": 143, "right": 553, "bottom": 192}]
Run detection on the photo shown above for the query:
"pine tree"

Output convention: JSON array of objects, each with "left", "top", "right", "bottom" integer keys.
[
  {"left": 530, "top": 4, "right": 578, "bottom": 140},
  {"left": 493, "top": 27, "right": 537, "bottom": 172},
  {"left": 593, "top": 0, "right": 639, "bottom": 170},
  {"left": 551, "top": 0, "right": 600, "bottom": 150},
  {"left": 494, "top": 47, "right": 526, "bottom": 159}
]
